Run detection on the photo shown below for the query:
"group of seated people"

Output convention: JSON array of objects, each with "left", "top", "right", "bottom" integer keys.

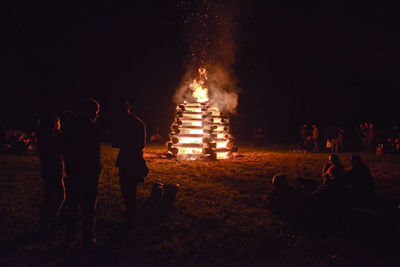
[{"left": 265, "top": 154, "right": 376, "bottom": 220}]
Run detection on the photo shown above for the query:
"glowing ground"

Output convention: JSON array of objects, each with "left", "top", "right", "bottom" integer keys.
[{"left": 1, "top": 144, "right": 399, "bottom": 266}]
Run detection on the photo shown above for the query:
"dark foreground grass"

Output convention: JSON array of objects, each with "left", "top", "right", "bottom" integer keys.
[{"left": 1, "top": 144, "right": 400, "bottom": 266}]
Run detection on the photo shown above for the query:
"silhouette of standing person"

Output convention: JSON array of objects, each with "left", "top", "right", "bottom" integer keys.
[
  {"left": 113, "top": 100, "right": 147, "bottom": 226},
  {"left": 62, "top": 98, "right": 101, "bottom": 248},
  {"left": 337, "top": 127, "right": 344, "bottom": 151},
  {"left": 37, "top": 114, "right": 65, "bottom": 233},
  {"left": 312, "top": 124, "right": 319, "bottom": 152},
  {"left": 300, "top": 124, "right": 307, "bottom": 149},
  {"left": 330, "top": 125, "right": 340, "bottom": 153},
  {"left": 368, "top": 123, "right": 376, "bottom": 152}
]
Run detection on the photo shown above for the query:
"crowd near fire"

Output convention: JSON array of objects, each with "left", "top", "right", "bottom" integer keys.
[{"left": 167, "top": 67, "right": 237, "bottom": 160}]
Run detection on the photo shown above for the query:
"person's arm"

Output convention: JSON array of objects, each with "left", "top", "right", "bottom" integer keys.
[
  {"left": 322, "top": 174, "right": 332, "bottom": 188},
  {"left": 322, "top": 163, "right": 330, "bottom": 175},
  {"left": 94, "top": 125, "right": 102, "bottom": 175},
  {"left": 142, "top": 121, "right": 146, "bottom": 149},
  {"left": 134, "top": 115, "right": 146, "bottom": 152}
]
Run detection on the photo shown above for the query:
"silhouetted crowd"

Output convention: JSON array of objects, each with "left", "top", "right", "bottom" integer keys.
[
  {"left": 358, "top": 123, "right": 400, "bottom": 154},
  {"left": 298, "top": 124, "right": 344, "bottom": 153},
  {"left": 264, "top": 154, "right": 390, "bottom": 228},
  {"left": 359, "top": 123, "right": 376, "bottom": 152},
  {"left": 299, "top": 123, "right": 400, "bottom": 155},
  {"left": 375, "top": 124, "right": 400, "bottom": 155},
  {"left": 298, "top": 124, "right": 323, "bottom": 152},
  {"left": 36, "top": 98, "right": 148, "bottom": 249},
  {"left": 4, "top": 108, "right": 400, "bottom": 250}
]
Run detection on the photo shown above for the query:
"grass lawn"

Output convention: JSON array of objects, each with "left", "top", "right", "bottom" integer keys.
[{"left": 1, "top": 144, "right": 400, "bottom": 266}]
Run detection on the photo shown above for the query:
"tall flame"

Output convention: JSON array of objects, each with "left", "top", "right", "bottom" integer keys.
[{"left": 189, "top": 67, "right": 209, "bottom": 103}]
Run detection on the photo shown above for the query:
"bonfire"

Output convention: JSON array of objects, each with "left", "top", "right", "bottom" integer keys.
[{"left": 167, "top": 68, "right": 237, "bottom": 160}]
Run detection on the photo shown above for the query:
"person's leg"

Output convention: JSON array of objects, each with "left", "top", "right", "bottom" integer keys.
[
  {"left": 46, "top": 178, "right": 65, "bottom": 228},
  {"left": 314, "top": 139, "right": 318, "bottom": 152},
  {"left": 81, "top": 180, "right": 98, "bottom": 245},
  {"left": 40, "top": 180, "right": 51, "bottom": 231},
  {"left": 119, "top": 173, "right": 138, "bottom": 223},
  {"left": 57, "top": 178, "right": 66, "bottom": 218},
  {"left": 64, "top": 178, "right": 80, "bottom": 244}
]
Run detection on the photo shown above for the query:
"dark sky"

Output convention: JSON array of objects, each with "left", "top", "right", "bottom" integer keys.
[{"left": 1, "top": 1, "right": 399, "bottom": 141}]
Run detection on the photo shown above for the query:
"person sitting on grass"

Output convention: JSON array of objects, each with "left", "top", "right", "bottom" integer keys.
[
  {"left": 315, "top": 165, "right": 348, "bottom": 208},
  {"left": 345, "top": 155, "right": 375, "bottom": 205},
  {"left": 322, "top": 154, "right": 344, "bottom": 186},
  {"left": 265, "top": 174, "right": 300, "bottom": 219}
]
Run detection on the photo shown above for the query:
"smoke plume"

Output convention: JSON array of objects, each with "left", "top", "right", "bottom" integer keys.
[{"left": 174, "top": 0, "right": 240, "bottom": 114}]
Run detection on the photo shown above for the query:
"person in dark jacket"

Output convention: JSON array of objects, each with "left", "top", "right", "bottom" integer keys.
[
  {"left": 367, "top": 123, "right": 376, "bottom": 152},
  {"left": 312, "top": 124, "right": 319, "bottom": 152},
  {"left": 62, "top": 98, "right": 101, "bottom": 247},
  {"left": 37, "top": 114, "right": 65, "bottom": 233},
  {"left": 113, "top": 100, "right": 147, "bottom": 226},
  {"left": 330, "top": 125, "right": 340, "bottom": 153},
  {"left": 346, "top": 155, "right": 375, "bottom": 203},
  {"left": 300, "top": 124, "right": 307, "bottom": 150},
  {"left": 265, "top": 174, "right": 300, "bottom": 219}
]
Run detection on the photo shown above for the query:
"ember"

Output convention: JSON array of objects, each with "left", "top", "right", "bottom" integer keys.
[{"left": 167, "top": 68, "right": 237, "bottom": 160}]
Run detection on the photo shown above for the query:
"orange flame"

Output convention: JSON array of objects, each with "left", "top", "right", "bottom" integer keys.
[{"left": 189, "top": 67, "right": 209, "bottom": 103}]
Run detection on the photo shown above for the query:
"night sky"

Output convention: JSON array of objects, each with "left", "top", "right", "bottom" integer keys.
[{"left": 1, "top": 1, "right": 398, "bottom": 141}]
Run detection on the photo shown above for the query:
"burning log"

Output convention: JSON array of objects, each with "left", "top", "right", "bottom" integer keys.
[
  {"left": 174, "top": 143, "right": 204, "bottom": 148},
  {"left": 167, "top": 100, "right": 236, "bottom": 160}
]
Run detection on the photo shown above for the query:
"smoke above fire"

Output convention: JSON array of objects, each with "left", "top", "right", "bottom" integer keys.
[{"left": 174, "top": 0, "right": 240, "bottom": 114}]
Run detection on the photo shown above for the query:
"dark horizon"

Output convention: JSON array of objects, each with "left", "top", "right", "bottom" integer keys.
[{"left": 1, "top": 1, "right": 399, "bottom": 142}]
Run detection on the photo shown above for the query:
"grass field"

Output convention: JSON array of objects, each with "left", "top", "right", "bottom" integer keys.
[{"left": 1, "top": 144, "right": 400, "bottom": 266}]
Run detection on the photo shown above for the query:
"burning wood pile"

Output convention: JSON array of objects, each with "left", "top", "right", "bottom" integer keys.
[{"left": 167, "top": 68, "right": 237, "bottom": 160}]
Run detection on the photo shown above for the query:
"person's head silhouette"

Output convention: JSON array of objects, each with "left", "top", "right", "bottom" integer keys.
[
  {"left": 272, "top": 174, "right": 288, "bottom": 188},
  {"left": 76, "top": 98, "right": 100, "bottom": 122}
]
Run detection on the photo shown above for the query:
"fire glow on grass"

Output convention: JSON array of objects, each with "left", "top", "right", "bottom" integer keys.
[{"left": 167, "top": 68, "right": 237, "bottom": 160}]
